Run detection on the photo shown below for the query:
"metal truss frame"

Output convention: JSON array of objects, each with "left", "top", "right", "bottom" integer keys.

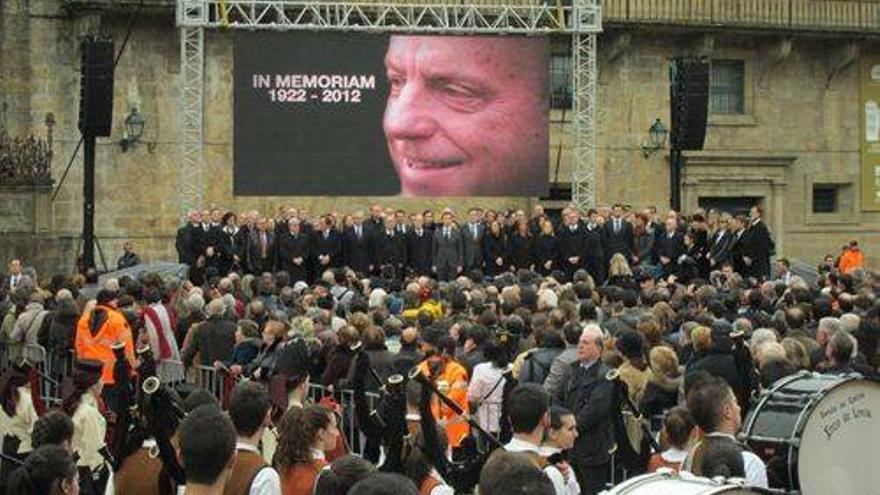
[
  {"left": 179, "top": 1, "right": 206, "bottom": 218},
  {"left": 176, "top": 0, "right": 601, "bottom": 214},
  {"left": 571, "top": 0, "right": 598, "bottom": 211}
]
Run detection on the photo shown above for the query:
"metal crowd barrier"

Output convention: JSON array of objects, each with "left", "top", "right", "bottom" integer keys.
[
  {"left": 196, "top": 364, "right": 227, "bottom": 405},
  {"left": 158, "top": 359, "right": 186, "bottom": 386},
  {"left": 302, "top": 383, "right": 382, "bottom": 456},
  {"left": 0, "top": 342, "right": 73, "bottom": 407}
]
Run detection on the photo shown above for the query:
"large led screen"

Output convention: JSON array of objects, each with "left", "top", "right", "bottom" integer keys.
[{"left": 234, "top": 32, "right": 549, "bottom": 197}]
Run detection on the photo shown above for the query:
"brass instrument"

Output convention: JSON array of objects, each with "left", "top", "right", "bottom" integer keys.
[
  {"left": 351, "top": 342, "right": 405, "bottom": 396},
  {"left": 141, "top": 376, "right": 188, "bottom": 459},
  {"left": 141, "top": 376, "right": 187, "bottom": 419}
]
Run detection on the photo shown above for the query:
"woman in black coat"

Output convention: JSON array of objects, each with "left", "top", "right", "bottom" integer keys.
[
  {"left": 219, "top": 212, "right": 247, "bottom": 274},
  {"left": 534, "top": 219, "right": 557, "bottom": 276},
  {"left": 507, "top": 221, "right": 533, "bottom": 272},
  {"left": 482, "top": 220, "right": 508, "bottom": 278},
  {"left": 677, "top": 229, "right": 710, "bottom": 284},
  {"left": 684, "top": 326, "right": 748, "bottom": 408}
]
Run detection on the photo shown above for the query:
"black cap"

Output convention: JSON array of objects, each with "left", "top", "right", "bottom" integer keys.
[
  {"left": 96, "top": 289, "right": 117, "bottom": 305},
  {"left": 75, "top": 359, "right": 103, "bottom": 375},
  {"left": 73, "top": 359, "right": 103, "bottom": 388}
]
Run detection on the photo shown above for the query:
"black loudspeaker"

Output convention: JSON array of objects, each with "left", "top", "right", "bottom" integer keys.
[
  {"left": 78, "top": 37, "right": 115, "bottom": 137},
  {"left": 669, "top": 57, "right": 709, "bottom": 151}
]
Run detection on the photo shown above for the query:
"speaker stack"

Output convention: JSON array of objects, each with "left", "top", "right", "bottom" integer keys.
[
  {"left": 77, "top": 36, "right": 115, "bottom": 272},
  {"left": 669, "top": 57, "right": 709, "bottom": 151},
  {"left": 78, "top": 37, "right": 115, "bottom": 137}
]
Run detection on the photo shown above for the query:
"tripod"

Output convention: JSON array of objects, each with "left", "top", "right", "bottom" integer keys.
[{"left": 76, "top": 234, "right": 109, "bottom": 274}]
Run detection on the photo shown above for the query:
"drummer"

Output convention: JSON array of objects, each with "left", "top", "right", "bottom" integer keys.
[{"left": 683, "top": 376, "right": 768, "bottom": 488}]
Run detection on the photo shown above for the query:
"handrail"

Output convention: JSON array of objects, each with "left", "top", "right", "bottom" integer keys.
[{"left": 603, "top": 0, "right": 880, "bottom": 33}]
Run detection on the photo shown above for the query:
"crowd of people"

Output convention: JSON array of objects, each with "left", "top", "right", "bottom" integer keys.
[{"left": 0, "top": 201, "right": 876, "bottom": 495}]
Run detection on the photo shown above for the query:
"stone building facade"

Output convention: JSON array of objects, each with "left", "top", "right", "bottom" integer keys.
[{"left": 0, "top": 0, "right": 877, "bottom": 274}]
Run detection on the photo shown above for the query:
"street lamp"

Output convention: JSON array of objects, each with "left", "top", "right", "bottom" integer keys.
[
  {"left": 641, "top": 118, "right": 668, "bottom": 158},
  {"left": 119, "top": 107, "right": 145, "bottom": 152}
]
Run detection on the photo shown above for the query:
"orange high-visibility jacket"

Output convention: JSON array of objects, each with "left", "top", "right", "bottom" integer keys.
[
  {"left": 418, "top": 358, "right": 470, "bottom": 448},
  {"left": 75, "top": 305, "right": 135, "bottom": 384},
  {"left": 838, "top": 249, "right": 865, "bottom": 274}
]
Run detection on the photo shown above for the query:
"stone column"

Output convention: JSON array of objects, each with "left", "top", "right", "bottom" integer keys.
[{"left": 770, "top": 180, "right": 786, "bottom": 258}]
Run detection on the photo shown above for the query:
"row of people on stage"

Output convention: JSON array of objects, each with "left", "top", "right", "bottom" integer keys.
[{"left": 174, "top": 203, "right": 776, "bottom": 284}]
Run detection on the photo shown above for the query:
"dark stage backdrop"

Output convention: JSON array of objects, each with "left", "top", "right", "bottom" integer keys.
[{"left": 233, "top": 32, "right": 549, "bottom": 197}]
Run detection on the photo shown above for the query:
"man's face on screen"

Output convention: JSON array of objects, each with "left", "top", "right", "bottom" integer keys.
[{"left": 383, "top": 36, "right": 548, "bottom": 197}]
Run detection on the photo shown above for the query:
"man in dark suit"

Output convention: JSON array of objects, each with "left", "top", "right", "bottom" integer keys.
[
  {"left": 554, "top": 325, "right": 615, "bottom": 495},
  {"left": 656, "top": 217, "right": 686, "bottom": 280},
  {"left": 528, "top": 204, "right": 545, "bottom": 236},
  {"left": 366, "top": 204, "right": 385, "bottom": 235},
  {"left": 395, "top": 209, "right": 409, "bottom": 236},
  {"left": 369, "top": 216, "right": 406, "bottom": 278},
  {"left": 556, "top": 209, "right": 586, "bottom": 281},
  {"left": 274, "top": 206, "right": 294, "bottom": 237},
  {"left": 406, "top": 213, "right": 433, "bottom": 276},
  {"left": 278, "top": 218, "right": 310, "bottom": 283},
  {"left": 461, "top": 208, "right": 485, "bottom": 273},
  {"left": 728, "top": 215, "right": 749, "bottom": 276},
  {"left": 314, "top": 215, "right": 343, "bottom": 276},
  {"left": 2, "top": 258, "right": 24, "bottom": 293},
  {"left": 175, "top": 210, "right": 204, "bottom": 267},
  {"left": 423, "top": 210, "right": 437, "bottom": 232},
  {"left": 245, "top": 216, "right": 276, "bottom": 275},
  {"left": 432, "top": 212, "right": 463, "bottom": 281},
  {"left": 583, "top": 210, "right": 606, "bottom": 284},
  {"left": 202, "top": 208, "right": 225, "bottom": 273},
  {"left": 343, "top": 211, "right": 370, "bottom": 276},
  {"left": 602, "top": 204, "right": 634, "bottom": 265},
  {"left": 741, "top": 206, "right": 774, "bottom": 280},
  {"left": 708, "top": 216, "right": 733, "bottom": 272}
]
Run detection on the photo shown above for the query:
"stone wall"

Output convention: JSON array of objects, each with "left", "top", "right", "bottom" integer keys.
[
  {"left": 0, "top": 0, "right": 877, "bottom": 273},
  {"left": 0, "top": 185, "right": 76, "bottom": 275}
]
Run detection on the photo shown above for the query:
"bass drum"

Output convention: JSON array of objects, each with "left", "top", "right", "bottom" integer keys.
[
  {"left": 742, "top": 371, "right": 880, "bottom": 494},
  {"left": 600, "top": 471, "right": 761, "bottom": 494}
]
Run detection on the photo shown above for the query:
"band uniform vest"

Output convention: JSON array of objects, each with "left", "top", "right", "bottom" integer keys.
[
  {"left": 114, "top": 447, "right": 162, "bottom": 495},
  {"left": 419, "top": 476, "right": 442, "bottom": 495},
  {"left": 223, "top": 449, "right": 268, "bottom": 495}
]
